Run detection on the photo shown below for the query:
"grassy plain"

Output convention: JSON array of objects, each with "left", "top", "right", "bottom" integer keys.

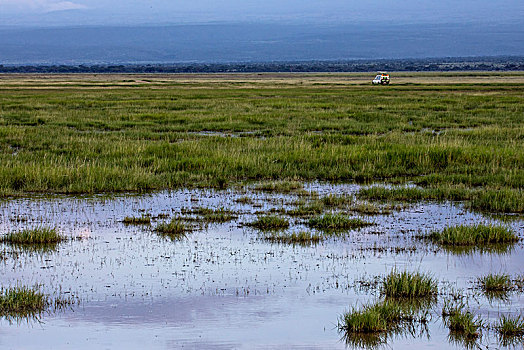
[{"left": 0, "top": 73, "right": 522, "bottom": 208}]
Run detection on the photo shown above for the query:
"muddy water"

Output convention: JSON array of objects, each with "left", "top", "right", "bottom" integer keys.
[{"left": 0, "top": 184, "right": 523, "bottom": 349}]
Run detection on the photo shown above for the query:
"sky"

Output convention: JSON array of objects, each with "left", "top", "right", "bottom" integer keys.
[{"left": 1, "top": 0, "right": 523, "bottom": 27}]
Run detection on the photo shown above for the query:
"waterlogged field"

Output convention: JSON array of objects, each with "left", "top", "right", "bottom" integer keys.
[{"left": 0, "top": 73, "right": 523, "bottom": 349}]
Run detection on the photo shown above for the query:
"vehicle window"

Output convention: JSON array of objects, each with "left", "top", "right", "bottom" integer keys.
[{"left": 375, "top": 75, "right": 381, "bottom": 79}]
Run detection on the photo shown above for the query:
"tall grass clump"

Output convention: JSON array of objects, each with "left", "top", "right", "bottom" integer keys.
[
  {"left": 263, "top": 231, "right": 322, "bottom": 245},
  {"left": 248, "top": 215, "right": 289, "bottom": 230},
  {"left": 495, "top": 315, "right": 524, "bottom": 338},
  {"left": 359, "top": 187, "right": 524, "bottom": 214},
  {"left": 442, "top": 302, "right": 482, "bottom": 339},
  {"left": 382, "top": 270, "right": 437, "bottom": 299},
  {"left": 321, "top": 194, "right": 353, "bottom": 207},
  {"left": 339, "top": 301, "right": 404, "bottom": 334},
  {"left": 154, "top": 218, "right": 189, "bottom": 240},
  {"left": 122, "top": 215, "right": 151, "bottom": 225},
  {"left": 477, "top": 274, "right": 512, "bottom": 292},
  {"left": 307, "top": 214, "right": 373, "bottom": 231},
  {"left": 471, "top": 189, "right": 524, "bottom": 213},
  {"left": 0, "top": 228, "right": 65, "bottom": 245},
  {"left": 351, "top": 202, "right": 386, "bottom": 215},
  {"left": 0, "top": 286, "right": 48, "bottom": 319},
  {"left": 286, "top": 201, "right": 324, "bottom": 217},
  {"left": 338, "top": 299, "right": 429, "bottom": 347},
  {"left": 429, "top": 224, "right": 518, "bottom": 246}
]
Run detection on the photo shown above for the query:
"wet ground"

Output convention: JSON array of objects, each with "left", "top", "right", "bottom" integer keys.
[{"left": 0, "top": 183, "right": 523, "bottom": 349}]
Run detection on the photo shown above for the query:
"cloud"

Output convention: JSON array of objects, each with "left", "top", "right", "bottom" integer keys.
[
  {"left": 44, "top": 1, "right": 87, "bottom": 12},
  {"left": 0, "top": 0, "right": 87, "bottom": 12}
]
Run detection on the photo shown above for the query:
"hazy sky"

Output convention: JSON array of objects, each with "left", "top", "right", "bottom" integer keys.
[{"left": 1, "top": 0, "right": 523, "bottom": 26}]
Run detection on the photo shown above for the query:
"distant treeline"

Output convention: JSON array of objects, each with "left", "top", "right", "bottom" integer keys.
[{"left": 1, "top": 57, "right": 523, "bottom": 73}]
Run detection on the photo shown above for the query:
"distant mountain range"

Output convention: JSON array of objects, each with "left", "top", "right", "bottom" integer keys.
[{"left": 1, "top": 23, "right": 523, "bottom": 65}]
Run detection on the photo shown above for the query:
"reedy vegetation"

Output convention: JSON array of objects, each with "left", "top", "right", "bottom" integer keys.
[
  {"left": 0, "top": 227, "right": 65, "bottom": 245},
  {"left": 381, "top": 271, "right": 437, "bottom": 299},
  {"left": 307, "top": 214, "right": 373, "bottom": 231},
  {"left": 248, "top": 215, "right": 290, "bottom": 230},
  {"left": 186, "top": 207, "right": 237, "bottom": 222},
  {"left": 0, "top": 286, "right": 47, "bottom": 318},
  {"left": 154, "top": 218, "right": 189, "bottom": 240},
  {"left": 263, "top": 231, "right": 322, "bottom": 245},
  {"left": 338, "top": 299, "right": 430, "bottom": 348},
  {"left": 442, "top": 299, "right": 483, "bottom": 342},
  {"left": 0, "top": 78, "right": 522, "bottom": 207},
  {"left": 429, "top": 224, "right": 519, "bottom": 246},
  {"left": 477, "top": 274, "right": 512, "bottom": 292},
  {"left": 495, "top": 315, "right": 524, "bottom": 337},
  {"left": 358, "top": 186, "right": 524, "bottom": 213},
  {"left": 122, "top": 215, "right": 151, "bottom": 224}
]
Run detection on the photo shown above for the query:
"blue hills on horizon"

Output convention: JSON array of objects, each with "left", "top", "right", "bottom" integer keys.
[{"left": 0, "top": 22, "right": 523, "bottom": 65}]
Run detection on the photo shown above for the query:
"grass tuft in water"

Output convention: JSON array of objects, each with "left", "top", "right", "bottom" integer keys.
[
  {"left": 358, "top": 186, "right": 524, "bottom": 213},
  {"left": 338, "top": 299, "right": 430, "bottom": 349},
  {"left": 0, "top": 286, "right": 48, "bottom": 319},
  {"left": 286, "top": 200, "right": 324, "bottom": 217},
  {"left": 321, "top": 194, "right": 353, "bottom": 207},
  {"left": 307, "top": 214, "right": 373, "bottom": 231},
  {"left": 263, "top": 231, "right": 322, "bottom": 245},
  {"left": 0, "top": 227, "right": 65, "bottom": 245},
  {"left": 235, "top": 196, "right": 253, "bottom": 204},
  {"left": 154, "top": 218, "right": 189, "bottom": 240},
  {"left": 339, "top": 301, "right": 404, "bottom": 334},
  {"left": 248, "top": 215, "right": 289, "bottom": 230},
  {"left": 429, "top": 224, "right": 518, "bottom": 246},
  {"left": 382, "top": 270, "right": 437, "bottom": 299},
  {"left": 477, "top": 273, "right": 513, "bottom": 301},
  {"left": 495, "top": 315, "right": 524, "bottom": 338},
  {"left": 442, "top": 303, "right": 482, "bottom": 340},
  {"left": 122, "top": 215, "right": 151, "bottom": 225},
  {"left": 478, "top": 273, "right": 512, "bottom": 292}
]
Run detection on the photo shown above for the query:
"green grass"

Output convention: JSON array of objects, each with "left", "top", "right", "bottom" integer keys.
[
  {"left": 338, "top": 299, "right": 429, "bottom": 348},
  {"left": 495, "top": 315, "right": 524, "bottom": 337},
  {"left": 339, "top": 301, "right": 405, "bottom": 334},
  {"left": 263, "top": 231, "right": 322, "bottom": 245},
  {"left": 286, "top": 200, "right": 324, "bottom": 217},
  {"left": 429, "top": 224, "right": 519, "bottom": 246},
  {"left": 0, "top": 77, "right": 522, "bottom": 199},
  {"left": 154, "top": 218, "right": 189, "bottom": 240},
  {"left": 477, "top": 274, "right": 512, "bottom": 292},
  {"left": 189, "top": 207, "right": 237, "bottom": 222},
  {"left": 381, "top": 270, "right": 437, "bottom": 299},
  {"left": 247, "top": 215, "right": 289, "bottom": 230},
  {"left": 123, "top": 215, "right": 151, "bottom": 224},
  {"left": 307, "top": 214, "right": 373, "bottom": 231},
  {"left": 350, "top": 202, "right": 386, "bottom": 215},
  {"left": 358, "top": 186, "right": 524, "bottom": 213},
  {"left": 235, "top": 196, "right": 253, "bottom": 204},
  {"left": 320, "top": 194, "right": 353, "bottom": 207},
  {"left": 442, "top": 303, "right": 482, "bottom": 339},
  {"left": 470, "top": 189, "right": 524, "bottom": 213},
  {"left": 0, "top": 286, "right": 48, "bottom": 318},
  {"left": 0, "top": 227, "right": 65, "bottom": 245}
]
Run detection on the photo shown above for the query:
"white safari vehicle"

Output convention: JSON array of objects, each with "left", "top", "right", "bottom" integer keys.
[{"left": 372, "top": 72, "right": 390, "bottom": 85}]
